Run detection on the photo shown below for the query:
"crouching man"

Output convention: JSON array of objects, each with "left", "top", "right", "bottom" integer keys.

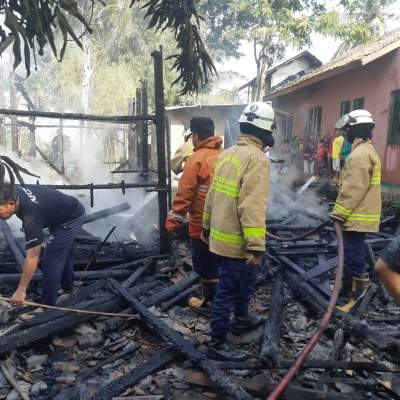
[
  {"left": 203, "top": 102, "right": 275, "bottom": 361},
  {"left": 375, "top": 236, "right": 400, "bottom": 304},
  {"left": 0, "top": 180, "right": 85, "bottom": 307}
]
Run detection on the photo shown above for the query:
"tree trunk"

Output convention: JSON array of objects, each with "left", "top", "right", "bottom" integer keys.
[
  {"left": 0, "top": 67, "right": 6, "bottom": 147},
  {"left": 10, "top": 72, "right": 18, "bottom": 153}
]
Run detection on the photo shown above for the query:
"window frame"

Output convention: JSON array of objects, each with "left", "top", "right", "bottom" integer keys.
[{"left": 340, "top": 101, "right": 351, "bottom": 116}]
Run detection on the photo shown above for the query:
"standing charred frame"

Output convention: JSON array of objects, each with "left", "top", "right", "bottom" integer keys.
[{"left": 152, "top": 48, "right": 170, "bottom": 255}]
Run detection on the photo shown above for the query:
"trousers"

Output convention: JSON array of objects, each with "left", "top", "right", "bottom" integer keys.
[
  {"left": 191, "top": 238, "right": 219, "bottom": 280},
  {"left": 210, "top": 257, "right": 256, "bottom": 339},
  {"left": 41, "top": 213, "right": 85, "bottom": 305},
  {"left": 343, "top": 231, "right": 366, "bottom": 277}
]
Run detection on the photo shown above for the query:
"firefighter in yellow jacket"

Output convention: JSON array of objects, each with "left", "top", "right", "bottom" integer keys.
[
  {"left": 202, "top": 102, "right": 275, "bottom": 361},
  {"left": 330, "top": 109, "right": 382, "bottom": 309}
]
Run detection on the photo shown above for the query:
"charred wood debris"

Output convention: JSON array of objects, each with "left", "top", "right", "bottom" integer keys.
[{"left": 0, "top": 200, "right": 399, "bottom": 400}]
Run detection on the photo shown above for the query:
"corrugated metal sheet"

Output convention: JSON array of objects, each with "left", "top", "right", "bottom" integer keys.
[{"left": 383, "top": 145, "right": 400, "bottom": 185}]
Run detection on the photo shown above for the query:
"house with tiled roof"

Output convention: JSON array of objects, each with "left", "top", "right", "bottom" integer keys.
[{"left": 271, "top": 29, "right": 400, "bottom": 194}]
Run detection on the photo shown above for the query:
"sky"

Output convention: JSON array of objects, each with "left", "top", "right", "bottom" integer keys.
[{"left": 217, "top": 34, "right": 341, "bottom": 85}]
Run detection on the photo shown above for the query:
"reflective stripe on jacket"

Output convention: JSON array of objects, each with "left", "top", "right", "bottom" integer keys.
[
  {"left": 166, "top": 136, "right": 223, "bottom": 239},
  {"left": 331, "top": 138, "right": 382, "bottom": 232},
  {"left": 203, "top": 134, "right": 269, "bottom": 259}
]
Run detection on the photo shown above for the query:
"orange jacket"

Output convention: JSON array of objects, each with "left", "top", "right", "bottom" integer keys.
[{"left": 166, "top": 136, "right": 223, "bottom": 239}]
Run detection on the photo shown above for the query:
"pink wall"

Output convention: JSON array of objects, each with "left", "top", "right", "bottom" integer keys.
[{"left": 274, "top": 49, "right": 400, "bottom": 185}]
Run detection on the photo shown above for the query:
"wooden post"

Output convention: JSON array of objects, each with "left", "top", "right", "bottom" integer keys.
[
  {"left": 59, "top": 119, "right": 65, "bottom": 175},
  {"left": 135, "top": 87, "right": 143, "bottom": 169}
]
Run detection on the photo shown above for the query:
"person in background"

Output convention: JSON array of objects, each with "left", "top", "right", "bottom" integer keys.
[
  {"left": 327, "top": 130, "right": 337, "bottom": 178},
  {"left": 314, "top": 138, "right": 326, "bottom": 180},
  {"left": 166, "top": 117, "right": 223, "bottom": 310},
  {"left": 375, "top": 236, "right": 400, "bottom": 304},
  {"left": 340, "top": 136, "right": 352, "bottom": 167},
  {"left": 288, "top": 136, "right": 299, "bottom": 167},
  {"left": 303, "top": 139, "right": 315, "bottom": 178},
  {"left": 203, "top": 102, "right": 275, "bottom": 361},
  {"left": 171, "top": 130, "right": 194, "bottom": 175},
  {"left": 332, "top": 131, "right": 344, "bottom": 181}
]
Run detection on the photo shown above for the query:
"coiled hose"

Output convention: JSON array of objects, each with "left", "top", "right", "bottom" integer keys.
[{"left": 267, "top": 221, "right": 344, "bottom": 399}]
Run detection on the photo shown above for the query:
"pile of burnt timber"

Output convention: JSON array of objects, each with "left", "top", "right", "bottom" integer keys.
[{"left": 0, "top": 204, "right": 399, "bottom": 399}]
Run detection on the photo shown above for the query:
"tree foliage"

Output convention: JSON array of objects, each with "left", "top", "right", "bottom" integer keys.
[
  {"left": 0, "top": 0, "right": 215, "bottom": 95},
  {"left": 199, "top": 0, "right": 399, "bottom": 101}
]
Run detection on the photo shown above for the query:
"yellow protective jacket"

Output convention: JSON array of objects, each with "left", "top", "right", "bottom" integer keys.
[
  {"left": 331, "top": 138, "right": 382, "bottom": 232},
  {"left": 203, "top": 134, "right": 269, "bottom": 259}
]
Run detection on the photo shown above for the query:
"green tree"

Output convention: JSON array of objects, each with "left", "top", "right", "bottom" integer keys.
[{"left": 0, "top": 0, "right": 215, "bottom": 95}]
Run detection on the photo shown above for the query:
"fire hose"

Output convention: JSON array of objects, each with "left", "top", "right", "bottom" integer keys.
[
  {"left": 266, "top": 219, "right": 330, "bottom": 242},
  {"left": 267, "top": 221, "right": 344, "bottom": 400}
]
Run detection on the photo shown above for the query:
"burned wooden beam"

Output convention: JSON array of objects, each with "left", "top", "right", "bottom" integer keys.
[
  {"left": 0, "top": 220, "right": 24, "bottom": 271},
  {"left": 185, "top": 370, "right": 354, "bottom": 400},
  {"left": 161, "top": 284, "right": 199, "bottom": 311},
  {"left": 216, "top": 359, "right": 398, "bottom": 372},
  {"left": 0, "top": 269, "right": 133, "bottom": 284},
  {"left": 285, "top": 270, "right": 400, "bottom": 361},
  {"left": 86, "top": 350, "right": 179, "bottom": 400},
  {"left": 143, "top": 272, "right": 199, "bottom": 307},
  {"left": 259, "top": 277, "right": 284, "bottom": 364},
  {"left": 109, "top": 278, "right": 254, "bottom": 400},
  {"left": 0, "top": 298, "right": 124, "bottom": 355},
  {"left": 84, "top": 203, "right": 131, "bottom": 224}
]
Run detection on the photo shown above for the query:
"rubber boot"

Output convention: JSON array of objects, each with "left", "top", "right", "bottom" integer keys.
[
  {"left": 352, "top": 274, "right": 369, "bottom": 299},
  {"left": 338, "top": 274, "right": 369, "bottom": 313},
  {"left": 206, "top": 337, "right": 248, "bottom": 361},
  {"left": 188, "top": 279, "right": 218, "bottom": 310},
  {"left": 230, "top": 313, "right": 262, "bottom": 336}
]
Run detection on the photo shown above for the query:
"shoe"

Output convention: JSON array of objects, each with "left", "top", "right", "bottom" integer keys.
[
  {"left": 230, "top": 314, "right": 262, "bottom": 336},
  {"left": 206, "top": 339, "right": 248, "bottom": 361}
]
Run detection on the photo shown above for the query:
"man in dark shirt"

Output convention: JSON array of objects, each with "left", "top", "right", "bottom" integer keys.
[
  {"left": 376, "top": 235, "right": 400, "bottom": 304},
  {"left": 0, "top": 184, "right": 85, "bottom": 306}
]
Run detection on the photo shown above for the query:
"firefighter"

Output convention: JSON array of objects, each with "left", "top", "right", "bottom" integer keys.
[
  {"left": 330, "top": 109, "right": 382, "bottom": 311},
  {"left": 166, "top": 117, "right": 223, "bottom": 309},
  {"left": 0, "top": 157, "right": 85, "bottom": 309},
  {"left": 203, "top": 102, "right": 275, "bottom": 361},
  {"left": 171, "top": 129, "right": 194, "bottom": 175},
  {"left": 375, "top": 235, "right": 400, "bottom": 304}
]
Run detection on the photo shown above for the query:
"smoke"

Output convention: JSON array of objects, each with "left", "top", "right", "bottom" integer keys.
[
  {"left": 0, "top": 130, "right": 160, "bottom": 247},
  {"left": 267, "top": 160, "right": 328, "bottom": 225}
]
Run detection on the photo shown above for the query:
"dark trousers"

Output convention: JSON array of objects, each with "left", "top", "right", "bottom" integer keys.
[
  {"left": 42, "top": 213, "right": 85, "bottom": 305},
  {"left": 343, "top": 231, "right": 366, "bottom": 277},
  {"left": 210, "top": 257, "right": 256, "bottom": 340},
  {"left": 191, "top": 239, "right": 219, "bottom": 280}
]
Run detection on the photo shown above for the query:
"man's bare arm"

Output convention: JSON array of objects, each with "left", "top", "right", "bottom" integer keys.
[
  {"left": 11, "top": 245, "right": 41, "bottom": 304},
  {"left": 376, "top": 257, "right": 400, "bottom": 304}
]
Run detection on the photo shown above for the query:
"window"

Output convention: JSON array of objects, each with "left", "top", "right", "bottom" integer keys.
[
  {"left": 353, "top": 97, "right": 364, "bottom": 110},
  {"left": 340, "top": 101, "right": 351, "bottom": 116},
  {"left": 281, "top": 116, "right": 293, "bottom": 143},
  {"left": 389, "top": 90, "right": 400, "bottom": 145},
  {"left": 305, "top": 107, "right": 322, "bottom": 140}
]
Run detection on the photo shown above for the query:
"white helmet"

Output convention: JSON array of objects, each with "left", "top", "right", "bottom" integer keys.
[
  {"left": 335, "top": 109, "right": 375, "bottom": 131},
  {"left": 238, "top": 102, "right": 275, "bottom": 132}
]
